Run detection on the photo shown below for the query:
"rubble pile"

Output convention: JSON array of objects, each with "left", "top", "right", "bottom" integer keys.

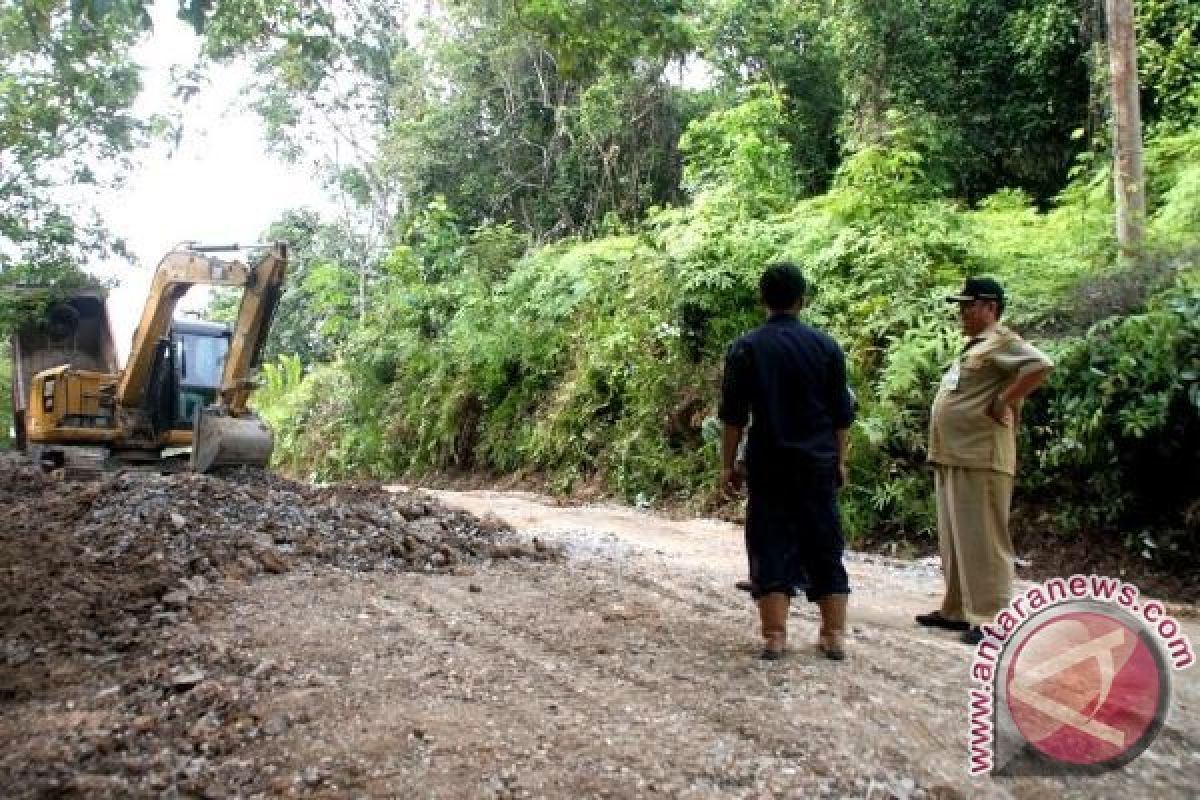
[
  {"left": 75, "top": 467, "right": 537, "bottom": 575},
  {"left": 0, "top": 452, "right": 558, "bottom": 796},
  {"left": 1, "top": 453, "right": 554, "bottom": 647}
]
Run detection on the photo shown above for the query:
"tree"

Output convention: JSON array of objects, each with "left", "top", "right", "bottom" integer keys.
[
  {"left": 375, "top": 0, "right": 696, "bottom": 241},
  {"left": 832, "top": 0, "right": 1092, "bottom": 204},
  {"left": 1106, "top": 0, "right": 1146, "bottom": 257},
  {"left": 1136, "top": 0, "right": 1200, "bottom": 132},
  {"left": 181, "top": 0, "right": 409, "bottom": 318},
  {"left": 208, "top": 209, "right": 366, "bottom": 364},
  {"left": 696, "top": 0, "right": 843, "bottom": 194},
  {"left": 184, "top": 1, "right": 698, "bottom": 243},
  {"left": 678, "top": 85, "right": 797, "bottom": 214},
  {"left": 512, "top": 0, "right": 693, "bottom": 79},
  {"left": 0, "top": 0, "right": 153, "bottom": 327}
]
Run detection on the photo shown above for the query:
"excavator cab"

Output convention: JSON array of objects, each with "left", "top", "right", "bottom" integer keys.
[{"left": 171, "top": 320, "right": 231, "bottom": 429}]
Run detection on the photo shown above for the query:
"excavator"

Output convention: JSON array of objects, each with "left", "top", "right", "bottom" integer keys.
[{"left": 10, "top": 242, "right": 288, "bottom": 476}]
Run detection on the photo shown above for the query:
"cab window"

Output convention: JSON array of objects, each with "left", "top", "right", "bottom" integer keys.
[{"left": 174, "top": 332, "right": 229, "bottom": 389}]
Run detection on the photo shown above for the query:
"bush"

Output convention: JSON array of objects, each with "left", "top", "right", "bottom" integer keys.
[
  {"left": 259, "top": 132, "right": 1199, "bottom": 564},
  {"left": 1024, "top": 271, "right": 1200, "bottom": 549}
]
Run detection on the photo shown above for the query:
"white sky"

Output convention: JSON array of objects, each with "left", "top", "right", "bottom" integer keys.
[{"left": 90, "top": 2, "right": 333, "bottom": 362}]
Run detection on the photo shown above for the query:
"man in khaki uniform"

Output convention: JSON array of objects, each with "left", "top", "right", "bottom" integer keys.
[{"left": 918, "top": 277, "right": 1053, "bottom": 645}]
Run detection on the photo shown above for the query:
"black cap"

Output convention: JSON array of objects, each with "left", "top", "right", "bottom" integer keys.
[{"left": 945, "top": 276, "right": 1005, "bottom": 309}]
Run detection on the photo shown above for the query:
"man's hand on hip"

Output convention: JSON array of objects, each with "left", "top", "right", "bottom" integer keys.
[{"left": 988, "top": 394, "right": 1014, "bottom": 426}]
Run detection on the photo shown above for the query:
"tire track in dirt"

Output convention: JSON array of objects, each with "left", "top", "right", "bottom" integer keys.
[
  {"left": 371, "top": 565, "right": 864, "bottom": 796},
  {"left": 642, "top": 577, "right": 970, "bottom": 786},
  {"left": 401, "top": 563, "right": 960, "bottom": 794},
  {"left": 420, "top": 488, "right": 1200, "bottom": 798},
  {"left": 208, "top": 563, "right": 917, "bottom": 797},
  {"left": 164, "top": 488, "right": 1200, "bottom": 799}
]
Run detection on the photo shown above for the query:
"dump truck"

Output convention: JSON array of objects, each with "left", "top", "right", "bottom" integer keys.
[
  {"left": 10, "top": 242, "right": 288, "bottom": 476},
  {"left": 9, "top": 289, "right": 119, "bottom": 456}
]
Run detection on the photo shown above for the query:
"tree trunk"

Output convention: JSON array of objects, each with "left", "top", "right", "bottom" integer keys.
[{"left": 1105, "top": 0, "right": 1146, "bottom": 260}]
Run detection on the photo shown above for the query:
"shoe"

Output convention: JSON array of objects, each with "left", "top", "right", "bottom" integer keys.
[
  {"left": 816, "top": 593, "right": 849, "bottom": 661},
  {"left": 915, "top": 610, "right": 970, "bottom": 632},
  {"left": 961, "top": 626, "right": 984, "bottom": 645},
  {"left": 757, "top": 592, "right": 790, "bottom": 660}
]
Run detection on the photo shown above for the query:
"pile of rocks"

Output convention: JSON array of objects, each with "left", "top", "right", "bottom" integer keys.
[
  {"left": 72, "top": 467, "right": 540, "bottom": 576},
  {"left": 1, "top": 454, "right": 553, "bottom": 646},
  {"left": 0, "top": 453, "right": 557, "bottom": 796}
]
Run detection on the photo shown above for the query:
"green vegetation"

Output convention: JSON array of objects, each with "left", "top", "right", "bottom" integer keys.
[
  {"left": 257, "top": 133, "right": 1198, "bottom": 565},
  {"left": 0, "top": 340, "right": 11, "bottom": 449},
  {"left": 0, "top": 0, "right": 157, "bottom": 324},
  {"left": 207, "top": 1, "right": 1197, "bottom": 566}
]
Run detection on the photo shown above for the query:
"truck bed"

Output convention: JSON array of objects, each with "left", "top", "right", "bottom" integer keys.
[{"left": 9, "top": 290, "right": 118, "bottom": 449}]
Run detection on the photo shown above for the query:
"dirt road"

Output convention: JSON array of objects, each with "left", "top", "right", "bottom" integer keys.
[{"left": 3, "top": 480, "right": 1197, "bottom": 798}]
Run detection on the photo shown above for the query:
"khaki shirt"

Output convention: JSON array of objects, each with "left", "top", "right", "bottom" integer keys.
[{"left": 928, "top": 324, "right": 1053, "bottom": 475}]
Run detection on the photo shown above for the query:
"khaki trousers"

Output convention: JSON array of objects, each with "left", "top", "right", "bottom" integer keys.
[{"left": 934, "top": 465, "right": 1015, "bottom": 626}]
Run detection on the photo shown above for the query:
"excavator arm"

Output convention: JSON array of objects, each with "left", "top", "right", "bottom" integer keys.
[
  {"left": 19, "top": 243, "right": 288, "bottom": 476},
  {"left": 189, "top": 242, "right": 289, "bottom": 472},
  {"left": 114, "top": 242, "right": 288, "bottom": 472},
  {"left": 218, "top": 242, "right": 288, "bottom": 413}
]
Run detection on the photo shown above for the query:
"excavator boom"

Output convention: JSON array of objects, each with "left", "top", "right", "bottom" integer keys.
[
  {"left": 218, "top": 243, "right": 287, "bottom": 414},
  {"left": 117, "top": 250, "right": 252, "bottom": 411}
]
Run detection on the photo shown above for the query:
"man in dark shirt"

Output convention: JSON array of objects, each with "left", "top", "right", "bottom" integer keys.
[{"left": 718, "top": 262, "right": 854, "bottom": 661}]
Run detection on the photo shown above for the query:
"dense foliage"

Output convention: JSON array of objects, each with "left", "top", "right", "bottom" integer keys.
[
  {"left": 216, "top": 2, "right": 1198, "bottom": 565},
  {"left": 254, "top": 132, "right": 1198, "bottom": 559}
]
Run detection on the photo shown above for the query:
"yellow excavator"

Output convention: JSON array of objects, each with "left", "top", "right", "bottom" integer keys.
[{"left": 11, "top": 242, "right": 287, "bottom": 476}]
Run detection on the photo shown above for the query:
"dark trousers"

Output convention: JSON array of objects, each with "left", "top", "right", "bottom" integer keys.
[{"left": 745, "top": 467, "right": 850, "bottom": 602}]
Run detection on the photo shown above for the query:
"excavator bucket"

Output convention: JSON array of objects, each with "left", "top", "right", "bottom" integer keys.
[{"left": 190, "top": 406, "right": 274, "bottom": 472}]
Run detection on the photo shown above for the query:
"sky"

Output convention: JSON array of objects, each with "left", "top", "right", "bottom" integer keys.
[{"left": 91, "top": 2, "right": 333, "bottom": 361}]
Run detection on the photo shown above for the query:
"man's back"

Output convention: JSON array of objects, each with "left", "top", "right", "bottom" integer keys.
[{"left": 719, "top": 313, "right": 853, "bottom": 473}]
